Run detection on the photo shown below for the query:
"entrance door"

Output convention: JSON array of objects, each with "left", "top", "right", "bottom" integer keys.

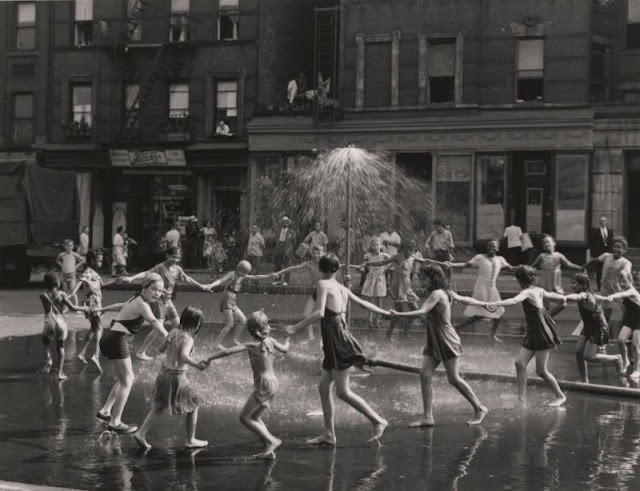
[
  {"left": 512, "top": 152, "right": 553, "bottom": 236},
  {"left": 628, "top": 171, "right": 640, "bottom": 246}
]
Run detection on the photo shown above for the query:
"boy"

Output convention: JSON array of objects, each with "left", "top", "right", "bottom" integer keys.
[{"left": 56, "top": 238, "right": 85, "bottom": 307}]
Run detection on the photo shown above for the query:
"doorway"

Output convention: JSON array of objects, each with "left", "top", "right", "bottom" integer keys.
[
  {"left": 628, "top": 171, "right": 640, "bottom": 246},
  {"left": 512, "top": 152, "right": 553, "bottom": 236}
]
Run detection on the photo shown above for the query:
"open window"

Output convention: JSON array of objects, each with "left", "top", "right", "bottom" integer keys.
[
  {"left": 16, "top": 3, "right": 36, "bottom": 50},
  {"left": 169, "top": 0, "right": 189, "bottom": 42},
  {"left": 218, "top": 0, "right": 239, "bottom": 40},
  {"left": 516, "top": 39, "right": 544, "bottom": 102},
  {"left": 74, "top": 0, "right": 94, "bottom": 46}
]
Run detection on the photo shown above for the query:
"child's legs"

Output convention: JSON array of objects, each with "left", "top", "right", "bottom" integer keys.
[
  {"left": 214, "top": 309, "right": 236, "bottom": 345},
  {"left": 418, "top": 355, "right": 439, "bottom": 420},
  {"left": 442, "top": 356, "right": 485, "bottom": 412},
  {"left": 584, "top": 340, "right": 621, "bottom": 366},
  {"left": 186, "top": 408, "right": 203, "bottom": 442},
  {"left": 618, "top": 326, "right": 632, "bottom": 367},
  {"left": 230, "top": 309, "right": 247, "bottom": 343},
  {"left": 239, "top": 396, "right": 276, "bottom": 444},
  {"left": 387, "top": 301, "right": 409, "bottom": 335},
  {"left": 109, "top": 358, "right": 135, "bottom": 425},
  {"left": 56, "top": 341, "right": 66, "bottom": 377},
  {"left": 136, "top": 408, "right": 162, "bottom": 439},
  {"left": 631, "top": 330, "right": 640, "bottom": 372},
  {"left": 515, "top": 348, "right": 535, "bottom": 399},
  {"left": 302, "top": 296, "right": 315, "bottom": 339},
  {"left": 575, "top": 336, "right": 588, "bottom": 381},
  {"left": 317, "top": 369, "right": 336, "bottom": 439},
  {"left": 333, "top": 368, "right": 385, "bottom": 425},
  {"left": 534, "top": 350, "right": 564, "bottom": 399}
]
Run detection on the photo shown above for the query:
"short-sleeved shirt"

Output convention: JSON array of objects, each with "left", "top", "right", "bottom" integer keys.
[
  {"left": 504, "top": 225, "right": 523, "bottom": 248},
  {"left": 305, "top": 231, "right": 329, "bottom": 249},
  {"left": 164, "top": 229, "right": 181, "bottom": 249},
  {"left": 426, "top": 230, "right": 454, "bottom": 252},
  {"left": 150, "top": 262, "right": 187, "bottom": 300},
  {"left": 379, "top": 232, "right": 401, "bottom": 256},
  {"left": 247, "top": 232, "right": 265, "bottom": 257},
  {"left": 80, "top": 267, "right": 103, "bottom": 303}
]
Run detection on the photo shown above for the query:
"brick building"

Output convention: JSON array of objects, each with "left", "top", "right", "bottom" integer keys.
[
  {"left": 248, "top": 0, "right": 640, "bottom": 259},
  {"left": 0, "top": 0, "right": 258, "bottom": 264}
]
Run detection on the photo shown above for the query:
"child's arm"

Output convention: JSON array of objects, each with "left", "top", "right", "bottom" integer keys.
[
  {"left": 121, "top": 269, "right": 151, "bottom": 283},
  {"left": 158, "top": 336, "right": 170, "bottom": 353},
  {"left": 205, "top": 272, "right": 233, "bottom": 290},
  {"left": 70, "top": 278, "right": 85, "bottom": 297},
  {"left": 445, "top": 260, "right": 472, "bottom": 269},
  {"left": 542, "top": 291, "right": 567, "bottom": 302},
  {"left": 285, "top": 282, "right": 328, "bottom": 335},
  {"left": 178, "top": 336, "right": 207, "bottom": 370},
  {"left": 56, "top": 253, "right": 64, "bottom": 268},
  {"left": 245, "top": 272, "right": 277, "bottom": 281},
  {"left": 559, "top": 253, "right": 582, "bottom": 271},
  {"left": 95, "top": 302, "right": 127, "bottom": 313},
  {"left": 140, "top": 302, "right": 168, "bottom": 337},
  {"left": 273, "top": 262, "right": 306, "bottom": 277},
  {"left": 562, "top": 292, "right": 587, "bottom": 303},
  {"left": 177, "top": 267, "right": 209, "bottom": 290},
  {"left": 392, "top": 291, "right": 443, "bottom": 317},
  {"left": 605, "top": 288, "right": 637, "bottom": 302},
  {"left": 530, "top": 254, "right": 542, "bottom": 268},
  {"left": 272, "top": 337, "right": 290, "bottom": 354},
  {"left": 61, "top": 294, "right": 89, "bottom": 313},
  {"left": 73, "top": 252, "right": 86, "bottom": 270},
  {"left": 450, "top": 290, "right": 487, "bottom": 307},
  {"left": 346, "top": 288, "right": 390, "bottom": 315},
  {"left": 365, "top": 255, "right": 397, "bottom": 267},
  {"left": 206, "top": 343, "right": 249, "bottom": 363},
  {"left": 491, "top": 289, "right": 532, "bottom": 307}
]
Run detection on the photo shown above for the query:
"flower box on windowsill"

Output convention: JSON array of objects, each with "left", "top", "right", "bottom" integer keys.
[{"left": 62, "top": 121, "right": 92, "bottom": 140}]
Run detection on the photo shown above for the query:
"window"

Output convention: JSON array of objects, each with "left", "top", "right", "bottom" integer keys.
[
  {"left": 628, "top": 0, "right": 640, "bottom": 48},
  {"left": 126, "top": 0, "right": 142, "bottom": 41},
  {"left": 169, "top": 0, "right": 189, "bottom": 42},
  {"left": 13, "top": 93, "right": 34, "bottom": 144},
  {"left": 215, "top": 80, "right": 238, "bottom": 133},
  {"left": 516, "top": 39, "right": 544, "bottom": 101},
  {"left": 67, "top": 84, "right": 92, "bottom": 138},
  {"left": 218, "top": 0, "right": 239, "bottom": 40},
  {"left": 590, "top": 45, "right": 609, "bottom": 102},
  {"left": 74, "top": 0, "right": 94, "bottom": 46},
  {"left": 555, "top": 155, "right": 588, "bottom": 241},
  {"left": 169, "top": 82, "right": 189, "bottom": 132},
  {"left": 475, "top": 155, "right": 506, "bottom": 240},
  {"left": 428, "top": 39, "right": 455, "bottom": 103},
  {"left": 16, "top": 3, "right": 36, "bottom": 50},
  {"left": 125, "top": 84, "right": 140, "bottom": 128},
  {"left": 364, "top": 42, "right": 391, "bottom": 107},
  {"left": 436, "top": 155, "right": 472, "bottom": 242}
]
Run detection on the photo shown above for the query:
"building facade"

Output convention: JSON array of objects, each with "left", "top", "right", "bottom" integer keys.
[
  {"left": 248, "top": 0, "right": 640, "bottom": 259},
  {"left": 0, "top": 0, "right": 258, "bottom": 264}
]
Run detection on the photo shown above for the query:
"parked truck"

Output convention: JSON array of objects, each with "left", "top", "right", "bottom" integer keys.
[{"left": 0, "top": 153, "right": 78, "bottom": 286}]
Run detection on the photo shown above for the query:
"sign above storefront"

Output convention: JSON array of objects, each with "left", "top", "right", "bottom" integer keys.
[{"left": 109, "top": 149, "right": 187, "bottom": 167}]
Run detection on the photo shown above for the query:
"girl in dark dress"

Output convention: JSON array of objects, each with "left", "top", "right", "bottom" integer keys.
[
  {"left": 390, "top": 265, "right": 488, "bottom": 427},
  {"left": 561, "top": 272, "right": 623, "bottom": 383},
  {"left": 490, "top": 265, "right": 567, "bottom": 407},
  {"left": 285, "top": 253, "right": 390, "bottom": 446}
]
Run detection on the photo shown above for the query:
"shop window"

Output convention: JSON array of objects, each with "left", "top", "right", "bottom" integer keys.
[
  {"left": 126, "top": 0, "right": 142, "bottom": 41},
  {"left": 216, "top": 80, "right": 237, "bottom": 133},
  {"left": 590, "top": 45, "right": 609, "bottom": 102},
  {"left": 169, "top": 82, "right": 189, "bottom": 132},
  {"left": 218, "top": 0, "right": 239, "bottom": 40},
  {"left": 169, "top": 0, "right": 189, "bottom": 43},
  {"left": 428, "top": 39, "right": 455, "bottom": 103},
  {"left": 475, "top": 155, "right": 506, "bottom": 240},
  {"left": 16, "top": 3, "right": 36, "bottom": 50},
  {"left": 436, "top": 155, "right": 472, "bottom": 242},
  {"left": 627, "top": 0, "right": 640, "bottom": 49},
  {"left": 125, "top": 83, "right": 140, "bottom": 128},
  {"left": 13, "top": 93, "right": 34, "bottom": 144},
  {"left": 74, "top": 0, "right": 94, "bottom": 46},
  {"left": 395, "top": 153, "right": 433, "bottom": 233},
  {"left": 516, "top": 39, "right": 544, "bottom": 102},
  {"left": 555, "top": 154, "right": 588, "bottom": 242}
]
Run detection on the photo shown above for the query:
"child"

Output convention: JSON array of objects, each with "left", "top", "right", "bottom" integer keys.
[
  {"left": 390, "top": 264, "right": 488, "bottom": 427},
  {"left": 274, "top": 244, "right": 324, "bottom": 342},
  {"left": 604, "top": 271, "right": 640, "bottom": 378},
  {"left": 212, "top": 237, "right": 227, "bottom": 275},
  {"left": 56, "top": 238, "right": 85, "bottom": 307},
  {"left": 561, "top": 272, "right": 623, "bottom": 383},
  {"left": 134, "top": 307, "right": 209, "bottom": 451},
  {"left": 447, "top": 239, "right": 515, "bottom": 342},
  {"left": 206, "top": 311, "right": 290, "bottom": 460},
  {"left": 531, "top": 234, "right": 581, "bottom": 316},
  {"left": 206, "top": 260, "right": 275, "bottom": 347},
  {"left": 360, "top": 237, "right": 389, "bottom": 328},
  {"left": 489, "top": 265, "right": 566, "bottom": 407},
  {"left": 39, "top": 271, "right": 88, "bottom": 380},
  {"left": 74, "top": 250, "right": 112, "bottom": 372}
]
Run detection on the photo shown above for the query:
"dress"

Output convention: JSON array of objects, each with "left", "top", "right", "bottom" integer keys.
[
  {"left": 320, "top": 304, "right": 366, "bottom": 371},
  {"left": 390, "top": 256, "right": 419, "bottom": 306},
  {"left": 463, "top": 254, "right": 507, "bottom": 319},
  {"left": 622, "top": 297, "right": 640, "bottom": 330},
  {"left": 599, "top": 253, "right": 632, "bottom": 295},
  {"left": 423, "top": 292, "right": 462, "bottom": 361},
  {"left": 536, "top": 253, "right": 565, "bottom": 293},
  {"left": 521, "top": 292, "right": 562, "bottom": 351},
  {"left": 577, "top": 296, "right": 609, "bottom": 346},
  {"left": 361, "top": 252, "right": 389, "bottom": 297}
]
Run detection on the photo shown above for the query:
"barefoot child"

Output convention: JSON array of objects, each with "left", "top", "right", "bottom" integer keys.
[
  {"left": 604, "top": 271, "right": 640, "bottom": 379},
  {"left": 134, "top": 307, "right": 209, "bottom": 450},
  {"left": 273, "top": 244, "right": 324, "bottom": 342},
  {"left": 561, "top": 272, "right": 623, "bottom": 383},
  {"left": 206, "top": 260, "right": 275, "bottom": 347},
  {"left": 39, "top": 272, "right": 88, "bottom": 380},
  {"left": 489, "top": 265, "right": 567, "bottom": 407},
  {"left": 360, "top": 237, "right": 389, "bottom": 328},
  {"left": 285, "top": 253, "right": 389, "bottom": 446},
  {"left": 205, "top": 311, "right": 290, "bottom": 459},
  {"left": 390, "top": 264, "right": 488, "bottom": 427},
  {"left": 56, "top": 238, "right": 85, "bottom": 306}
]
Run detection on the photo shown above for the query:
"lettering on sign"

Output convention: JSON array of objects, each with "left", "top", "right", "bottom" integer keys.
[{"left": 109, "top": 149, "right": 187, "bottom": 166}]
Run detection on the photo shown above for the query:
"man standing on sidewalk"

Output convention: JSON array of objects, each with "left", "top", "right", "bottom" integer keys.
[
  {"left": 589, "top": 216, "right": 613, "bottom": 290},
  {"left": 246, "top": 224, "right": 265, "bottom": 274},
  {"left": 273, "top": 216, "right": 296, "bottom": 285}
]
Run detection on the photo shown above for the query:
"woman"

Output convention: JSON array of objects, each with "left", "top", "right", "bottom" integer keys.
[
  {"left": 285, "top": 253, "right": 389, "bottom": 446},
  {"left": 200, "top": 220, "right": 216, "bottom": 269},
  {"left": 95, "top": 273, "right": 168, "bottom": 433}
]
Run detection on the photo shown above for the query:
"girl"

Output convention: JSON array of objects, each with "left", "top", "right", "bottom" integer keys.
[
  {"left": 95, "top": 273, "right": 168, "bottom": 433},
  {"left": 200, "top": 220, "right": 216, "bottom": 270},
  {"left": 531, "top": 234, "right": 582, "bottom": 315},
  {"left": 605, "top": 271, "right": 640, "bottom": 378},
  {"left": 274, "top": 244, "right": 324, "bottom": 342},
  {"left": 39, "top": 271, "right": 88, "bottom": 380},
  {"left": 360, "top": 237, "right": 389, "bottom": 328},
  {"left": 446, "top": 239, "right": 515, "bottom": 342},
  {"left": 285, "top": 253, "right": 389, "bottom": 446},
  {"left": 561, "top": 272, "right": 623, "bottom": 383},
  {"left": 134, "top": 307, "right": 210, "bottom": 451},
  {"left": 390, "top": 264, "right": 488, "bottom": 427},
  {"left": 490, "top": 265, "right": 566, "bottom": 407},
  {"left": 206, "top": 311, "right": 290, "bottom": 460},
  {"left": 206, "top": 260, "right": 275, "bottom": 347}
]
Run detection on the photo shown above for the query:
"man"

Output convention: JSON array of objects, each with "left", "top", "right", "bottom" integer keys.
[
  {"left": 246, "top": 224, "right": 265, "bottom": 273},
  {"left": 163, "top": 220, "right": 181, "bottom": 250},
  {"left": 273, "top": 216, "right": 297, "bottom": 285},
  {"left": 304, "top": 221, "right": 329, "bottom": 250},
  {"left": 379, "top": 227, "right": 401, "bottom": 257},
  {"left": 589, "top": 216, "right": 614, "bottom": 289},
  {"left": 503, "top": 223, "right": 523, "bottom": 266}
]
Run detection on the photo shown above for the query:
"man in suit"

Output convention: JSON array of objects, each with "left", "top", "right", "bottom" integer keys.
[
  {"left": 589, "top": 216, "right": 613, "bottom": 289},
  {"left": 273, "top": 216, "right": 297, "bottom": 285}
]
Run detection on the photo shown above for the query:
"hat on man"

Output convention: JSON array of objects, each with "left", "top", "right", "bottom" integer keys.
[{"left": 282, "top": 216, "right": 292, "bottom": 225}]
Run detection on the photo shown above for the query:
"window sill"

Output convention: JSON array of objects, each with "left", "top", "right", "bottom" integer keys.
[{"left": 6, "top": 50, "right": 39, "bottom": 57}]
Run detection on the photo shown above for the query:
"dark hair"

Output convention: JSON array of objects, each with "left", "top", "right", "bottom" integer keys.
[
  {"left": 180, "top": 306, "right": 203, "bottom": 334},
  {"left": 44, "top": 271, "right": 60, "bottom": 289},
  {"left": 612, "top": 236, "right": 628, "bottom": 250},
  {"left": 246, "top": 310, "right": 269, "bottom": 340},
  {"left": 86, "top": 250, "right": 100, "bottom": 268},
  {"left": 318, "top": 253, "right": 340, "bottom": 274},
  {"left": 433, "top": 219, "right": 444, "bottom": 227},
  {"left": 515, "top": 265, "right": 537, "bottom": 286},
  {"left": 116, "top": 226, "right": 124, "bottom": 233},
  {"left": 166, "top": 247, "right": 181, "bottom": 257},
  {"left": 573, "top": 272, "right": 592, "bottom": 292},
  {"left": 420, "top": 264, "right": 448, "bottom": 290}
]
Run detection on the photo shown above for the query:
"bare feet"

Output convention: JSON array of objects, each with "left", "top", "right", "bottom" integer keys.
[
  {"left": 254, "top": 438, "right": 281, "bottom": 459},
  {"left": 621, "top": 359, "right": 630, "bottom": 375},
  {"left": 77, "top": 354, "right": 87, "bottom": 364},
  {"left": 57, "top": 372, "right": 68, "bottom": 381},
  {"left": 40, "top": 361, "right": 52, "bottom": 374},
  {"left": 134, "top": 433, "right": 151, "bottom": 451},
  {"left": 307, "top": 434, "right": 336, "bottom": 447},
  {"left": 615, "top": 355, "right": 625, "bottom": 375},
  {"left": 467, "top": 406, "right": 488, "bottom": 425},
  {"left": 185, "top": 438, "right": 209, "bottom": 449},
  {"left": 368, "top": 419, "right": 388, "bottom": 444},
  {"left": 90, "top": 355, "right": 103, "bottom": 373},
  {"left": 629, "top": 370, "right": 640, "bottom": 379},
  {"left": 546, "top": 395, "right": 567, "bottom": 407},
  {"left": 490, "top": 335, "right": 503, "bottom": 344},
  {"left": 409, "top": 417, "right": 435, "bottom": 428}
]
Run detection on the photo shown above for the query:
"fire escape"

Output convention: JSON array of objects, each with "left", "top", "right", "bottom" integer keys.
[{"left": 313, "top": 6, "right": 341, "bottom": 123}]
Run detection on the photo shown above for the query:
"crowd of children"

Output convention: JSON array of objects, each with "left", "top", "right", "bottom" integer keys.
[{"left": 36, "top": 228, "right": 639, "bottom": 460}]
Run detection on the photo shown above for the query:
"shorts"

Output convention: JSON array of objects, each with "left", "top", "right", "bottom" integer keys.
[
  {"left": 61, "top": 273, "right": 76, "bottom": 292},
  {"left": 83, "top": 293, "right": 102, "bottom": 322},
  {"left": 152, "top": 298, "right": 179, "bottom": 322},
  {"left": 99, "top": 330, "right": 131, "bottom": 360},
  {"left": 219, "top": 292, "right": 238, "bottom": 312},
  {"left": 253, "top": 375, "right": 278, "bottom": 409}
]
